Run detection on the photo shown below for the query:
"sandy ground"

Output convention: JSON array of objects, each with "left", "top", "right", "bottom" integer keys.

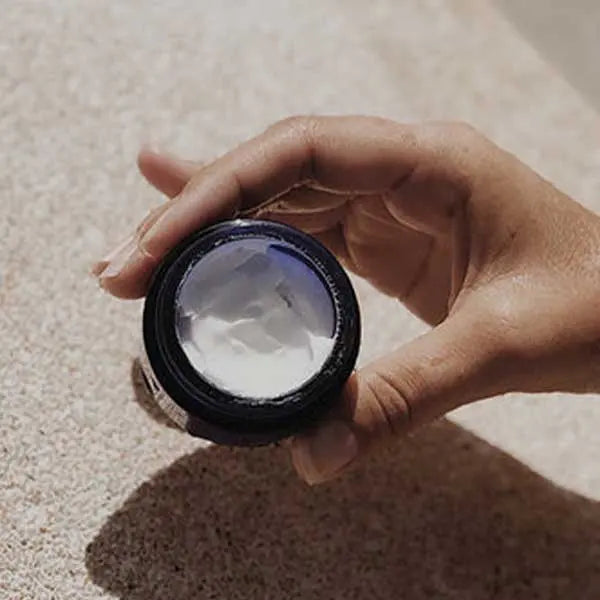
[{"left": 2, "top": 1, "right": 599, "bottom": 598}]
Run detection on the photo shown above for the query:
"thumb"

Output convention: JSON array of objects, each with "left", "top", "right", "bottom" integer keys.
[{"left": 291, "top": 307, "right": 503, "bottom": 485}]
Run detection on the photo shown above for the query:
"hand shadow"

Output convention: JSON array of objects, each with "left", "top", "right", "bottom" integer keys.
[{"left": 85, "top": 361, "right": 600, "bottom": 599}]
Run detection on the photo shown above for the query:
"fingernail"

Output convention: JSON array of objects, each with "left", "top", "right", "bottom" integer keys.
[
  {"left": 92, "top": 234, "right": 139, "bottom": 280},
  {"left": 140, "top": 208, "right": 171, "bottom": 253},
  {"left": 292, "top": 421, "right": 358, "bottom": 485},
  {"left": 136, "top": 204, "right": 170, "bottom": 238}
]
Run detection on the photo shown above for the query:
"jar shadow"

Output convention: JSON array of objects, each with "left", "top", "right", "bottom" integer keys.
[{"left": 86, "top": 361, "right": 600, "bottom": 599}]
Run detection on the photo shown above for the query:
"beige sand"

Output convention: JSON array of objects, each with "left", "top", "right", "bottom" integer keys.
[{"left": 2, "top": 1, "right": 599, "bottom": 598}]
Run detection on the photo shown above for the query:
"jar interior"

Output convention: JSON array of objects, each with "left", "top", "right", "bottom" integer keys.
[{"left": 175, "top": 237, "right": 336, "bottom": 399}]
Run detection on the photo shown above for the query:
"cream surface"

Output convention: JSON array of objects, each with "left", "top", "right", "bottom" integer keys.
[{"left": 176, "top": 239, "right": 335, "bottom": 398}]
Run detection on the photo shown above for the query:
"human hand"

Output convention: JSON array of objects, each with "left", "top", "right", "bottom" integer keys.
[{"left": 93, "top": 116, "right": 600, "bottom": 484}]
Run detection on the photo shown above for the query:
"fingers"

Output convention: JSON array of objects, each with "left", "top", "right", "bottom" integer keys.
[
  {"left": 384, "top": 172, "right": 468, "bottom": 237},
  {"left": 258, "top": 187, "right": 348, "bottom": 234},
  {"left": 92, "top": 234, "right": 157, "bottom": 298},
  {"left": 139, "top": 116, "right": 422, "bottom": 259},
  {"left": 91, "top": 149, "right": 201, "bottom": 297},
  {"left": 291, "top": 303, "right": 504, "bottom": 485},
  {"left": 96, "top": 118, "right": 490, "bottom": 298},
  {"left": 137, "top": 148, "right": 200, "bottom": 198},
  {"left": 96, "top": 116, "right": 417, "bottom": 297}
]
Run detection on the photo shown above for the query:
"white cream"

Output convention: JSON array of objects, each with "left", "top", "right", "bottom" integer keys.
[{"left": 176, "top": 239, "right": 335, "bottom": 398}]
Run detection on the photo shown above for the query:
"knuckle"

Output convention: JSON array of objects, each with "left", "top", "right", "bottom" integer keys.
[
  {"left": 411, "top": 120, "right": 490, "bottom": 186},
  {"left": 474, "top": 296, "right": 531, "bottom": 362},
  {"left": 267, "top": 115, "right": 319, "bottom": 181},
  {"left": 424, "top": 120, "right": 484, "bottom": 145},
  {"left": 362, "top": 369, "right": 415, "bottom": 438},
  {"left": 268, "top": 115, "right": 317, "bottom": 139}
]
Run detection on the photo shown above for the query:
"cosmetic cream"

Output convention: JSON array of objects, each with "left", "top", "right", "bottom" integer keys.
[
  {"left": 176, "top": 239, "right": 335, "bottom": 398},
  {"left": 140, "top": 219, "right": 360, "bottom": 446}
]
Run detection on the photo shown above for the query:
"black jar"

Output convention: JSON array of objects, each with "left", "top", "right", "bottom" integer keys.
[{"left": 140, "top": 219, "right": 360, "bottom": 446}]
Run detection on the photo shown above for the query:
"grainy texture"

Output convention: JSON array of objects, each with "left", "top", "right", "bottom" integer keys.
[
  {"left": 495, "top": 0, "right": 600, "bottom": 112},
  {"left": 1, "top": 1, "right": 600, "bottom": 598}
]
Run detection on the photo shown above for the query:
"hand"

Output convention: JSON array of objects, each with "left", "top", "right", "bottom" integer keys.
[{"left": 93, "top": 116, "right": 600, "bottom": 485}]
